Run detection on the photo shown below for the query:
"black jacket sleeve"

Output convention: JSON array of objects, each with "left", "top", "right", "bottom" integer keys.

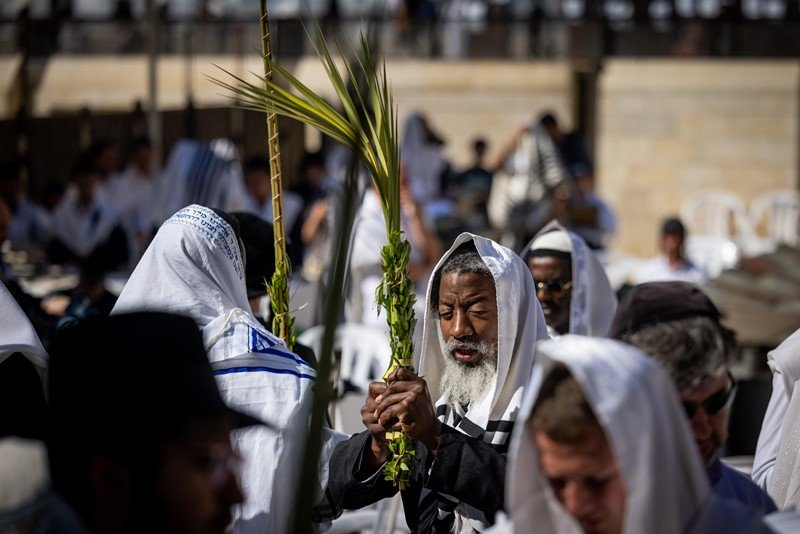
[
  {"left": 326, "top": 430, "right": 398, "bottom": 511},
  {"left": 426, "top": 424, "right": 507, "bottom": 522}
]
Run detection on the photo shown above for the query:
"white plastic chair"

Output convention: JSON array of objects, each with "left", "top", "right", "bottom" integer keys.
[
  {"left": 297, "top": 323, "right": 391, "bottom": 395},
  {"left": 749, "top": 189, "right": 800, "bottom": 252},
  {"left": 680, "top": 189, "right": 751, "bottom": 242}
]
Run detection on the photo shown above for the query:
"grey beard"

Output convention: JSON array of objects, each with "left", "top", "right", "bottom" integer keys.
[{"left": 439, "top": 337, "right": 498, "bottom": 407}]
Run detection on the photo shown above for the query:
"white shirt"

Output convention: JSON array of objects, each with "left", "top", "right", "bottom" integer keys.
[{"left": 634, "top": 255, "right": 708, "bottom": 285}]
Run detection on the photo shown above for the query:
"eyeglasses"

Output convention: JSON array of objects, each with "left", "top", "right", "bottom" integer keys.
[
  {"left": 535, "top": 279, "right": 573, "bottom": 300},
  {"left": 682, "top": 372, "right": 737, "bottom": 420}
]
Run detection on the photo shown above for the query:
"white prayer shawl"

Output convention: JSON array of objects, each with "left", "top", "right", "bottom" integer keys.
[
  {"left": 418, "top": 232, "right": 549, "bottom": 531},
  {"left": 763, "top": 328, "right": 800, "bottom": 508},
  {"left": 0, "top": 281, "right": 47, "bottom": 371},
  {"left": 150, "top": 139, "right": 250, "bottom": 227},
  {"left": 525, "top": 221, "right": 618, "bottom": 337},
  {"left": 111, "top": 205, "right": 316, "bottom": 534},
  {"left": 495, "top": 336, "right": 716, "bottom": 534}
]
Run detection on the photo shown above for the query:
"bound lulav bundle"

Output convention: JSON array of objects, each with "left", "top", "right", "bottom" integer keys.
[{"left": 210, "top": 24, "right": 417, "bottom": 488}]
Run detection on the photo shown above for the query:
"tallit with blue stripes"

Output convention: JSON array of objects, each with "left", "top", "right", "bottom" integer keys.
[{"left": 112, "top": 205, "right": 316, "bottom": 534}]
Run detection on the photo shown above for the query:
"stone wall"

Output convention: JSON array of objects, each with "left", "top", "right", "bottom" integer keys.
[{"left": 596, "top": 59, "right": 800, "bottom": 257}]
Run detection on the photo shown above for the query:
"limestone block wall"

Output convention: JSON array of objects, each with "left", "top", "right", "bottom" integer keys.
[
  {"left": 596, "top": 59, "right": 800, "bottom": 258},
  {"left": 294, "top": 59, "right": 575, "bottom": 168}
]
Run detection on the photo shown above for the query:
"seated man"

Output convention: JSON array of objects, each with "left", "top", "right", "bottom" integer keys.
[
  {"left": 492, "top": 335, "right": 766, "bottom": 533},
  {"left": 523, "top": 221, "right": 617, "bottom": 337},
  {"left": 328, "top": 234, "right": 549, "bottom": 532},
  {"left": 610, "top": 282, "right": 775, "bottom": 515},
  {"left": 634, "top": 217, "right": 707, "bottom": 284},
  {"left": 49, "top": 154, "right": 128, "bottom": 271},
  {"left": 47, "top": 312, "right": 260, "bottom": 533}
]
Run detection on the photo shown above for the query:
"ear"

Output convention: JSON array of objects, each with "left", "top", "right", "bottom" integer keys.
[{"left": 89, "top": 455, "right": 131, "bottom": 511}]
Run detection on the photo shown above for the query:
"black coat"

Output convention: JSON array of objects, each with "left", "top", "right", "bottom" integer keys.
[{"left": 326, "top": 424, "right": 508, "bottom": 533}]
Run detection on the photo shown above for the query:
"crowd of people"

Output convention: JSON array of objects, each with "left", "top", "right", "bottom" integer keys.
[{"left": 1, "top": 110, "right": 789, "bottom": 534}]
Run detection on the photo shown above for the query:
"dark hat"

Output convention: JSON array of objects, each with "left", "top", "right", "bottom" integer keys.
[
  {"left": 231, "top": 212, "right": 275, "bottom": 300},
  {"left": 609, "top": 281, "right": 721, "bottom": 340},
  {"left": 48, "top": 312, "right": 265, "bottom": 443}
]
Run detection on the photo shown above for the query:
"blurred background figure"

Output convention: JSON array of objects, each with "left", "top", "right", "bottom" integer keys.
[
  {"left": 489, "top": 119, "right": 568, "bottom": 249},
  {"left": 401, "top": 112, "right": 448, "bottom": 202},
  {"left": 240, "top": 155, "right": 303, "bottom": 237},
  {"left": 48, "top": 154, "right": 127, "bottom": 273},
  {"left": 560, "top": 164, "right": 617, "bottom": 251},
  {"left": 635, "top": 217, "right": 707, "bottom": 284},
  {"left": 105, "top": 136, "right": 157, "bottom": 263},
  {"left": 539, "top": 111, "right": 591, "bottom": 179},
  {"left": 0, "top": 161, "right": 52, "bottom": 251},
  {"left": 455, "top": 137, "right": 493, "bottom": 229}
]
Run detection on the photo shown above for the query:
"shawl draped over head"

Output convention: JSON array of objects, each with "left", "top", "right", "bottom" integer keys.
[
  {"left": 111, "top": 205, "right": 317, "bottom": 533},
  {"left": 524, "top": 220, "right": 618, "bottom": 337},
  {"left": 764, "top": 327, "right": 800, "bottom": 508},
  {"left": 496, "top": 335, "right": 754, "bottom": 534},
  {"left": 417, "top": 232, "right": 549, "bottom": 530},
  {"left": 0, "top": 281, "right": 47, "bottom": 371}
]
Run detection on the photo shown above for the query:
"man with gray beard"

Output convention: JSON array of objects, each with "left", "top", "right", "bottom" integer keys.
[{"left": 327, "top": 234, "right": 549, "bottom": 533}]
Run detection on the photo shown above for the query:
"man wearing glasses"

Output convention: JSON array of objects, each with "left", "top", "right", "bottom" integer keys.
[
  {"left": 523, "top": 221, "right": 618, "bottom": 337},
  {"left": 610, "top": 282, "right": 776, "bottom": 516}
]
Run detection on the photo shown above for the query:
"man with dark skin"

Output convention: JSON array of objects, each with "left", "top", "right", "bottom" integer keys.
[
  {"left": 327, "top": 236, "right": 548, "bottom": 532},
  {"left": 527, "top": 254, "right": 572, "bottom": 336},
  {"left": 364, "top": 270, "right": 498, "bottom": 469}
]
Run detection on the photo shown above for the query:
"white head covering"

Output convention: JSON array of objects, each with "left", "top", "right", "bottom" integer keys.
[
  {"left": 524, "top": 221, "right": 618, "bottom": 337},
  {"left": 112, "top": 204, "right": 247, "bottom": 331},
  {"left": 0, "top": 281, "right": 47, "bottom": 370},
  {"left": 417, "top": 232, "right": 548, "bottom": 530},
  {"left": 420, "top": 232, "right": 549, "bottom": 430},
  {"left": 501, "top": 335, "right": 712, "bottom": 533}
]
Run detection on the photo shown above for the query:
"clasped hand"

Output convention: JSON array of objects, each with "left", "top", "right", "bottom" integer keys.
[{"left": 360, "top": 368, "right": 442, "bottom": 466}]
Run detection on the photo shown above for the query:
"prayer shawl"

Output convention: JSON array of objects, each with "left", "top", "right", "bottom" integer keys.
[
  {"left": 763, "top": 328, "right": 800, "bottom": 508},
  {"left": 524, "top": 221, "right": 617, "bottom": 337},
  {"left": 150, "top": 140, "right": 250, "bottom": 227},
  {"left": 417, "top": 232, "right": 549, "bottom": 531},
  {"left": 111, "top": 205, "right": 316, "bottom": 534},
  {"left": 491, "top": 336, "right": 763, "bottom": 534},
  {"left": 0, "top": 280, "right": 47, "bottom": 371}
]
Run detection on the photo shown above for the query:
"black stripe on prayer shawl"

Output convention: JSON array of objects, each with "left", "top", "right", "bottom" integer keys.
[
  {"left": 485, "top": 419, "right": 515, "bottom": 433},
  {"left": 427, "top": 403, "right": 516, "bottom": 533}
]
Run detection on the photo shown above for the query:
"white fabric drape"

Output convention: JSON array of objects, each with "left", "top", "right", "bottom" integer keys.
[
  {"left": 0, "top": 281, "right": 47, "bottom": 370},
  {"left": 525, "top": 221, "right": 618, "bottom": 337},
  {"left": 111, "top": 204, "right": 316, "bottom": 534},
  {"left": 496, "top": 336, "right": 714, "bottom": 534},
  {"left": 150, "top": 139, "right": 250, "bottom": 228},
  {"left": 417, "top": 232, "right": 549, "bottom": 530},
  {"left": 761, "top": 328, "right": 800, "bottom": 508}
]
